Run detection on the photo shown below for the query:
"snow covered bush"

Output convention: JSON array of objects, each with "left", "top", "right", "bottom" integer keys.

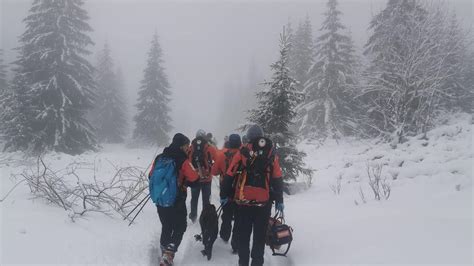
[
  {"left": 366, "top": 162, "right": 391, "bottom": 200},
  {"left": 329, "top": 174, "right": 342, "bottom": 195}
]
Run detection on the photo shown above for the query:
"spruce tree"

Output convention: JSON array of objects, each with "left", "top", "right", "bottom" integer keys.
[
  {"left": 133, "top": 32, "right": 172, "bottom": 146},
  {"left": 1, "top": 74, "right": 33, "bottom": 151},
  {"left": 441, "top": 14, "right": 473, "bottom": 113},
  {"left": 0, "top": 49, "right": 7, "bottom": 91},
  {"left": 291, "top": 16, "right": 314, "bottom": 91},
  {"left": 248, "top": 27, "right": 312, "bottom": 182},
  {"left": 3, "top": 0, "right": 97, "bottom": 154},
  {"left": 93, "top": 43, "right": 127, "bottom": 143},
  {"left": 299, "top": 0, "right": 359, "bottom": 140}
]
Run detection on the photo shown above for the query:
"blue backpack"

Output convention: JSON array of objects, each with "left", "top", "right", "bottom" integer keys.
[{"left": 149, "top": 157, "right": 178, "bottom": 207}]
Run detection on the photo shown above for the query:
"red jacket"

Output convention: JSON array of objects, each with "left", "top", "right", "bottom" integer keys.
[{"left": 212, "top": 147, "right": 240, "bottom": 183}]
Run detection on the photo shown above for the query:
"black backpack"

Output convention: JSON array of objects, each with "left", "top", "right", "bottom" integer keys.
[
  {"left": 266, "top": 212, "right": 293, "bottom": 256},
  {"left": 191, "top": 137, "right": 212, "bottom": 174},
  {"left": 241, "top": 137, "right": 275, "bottom": 190}
]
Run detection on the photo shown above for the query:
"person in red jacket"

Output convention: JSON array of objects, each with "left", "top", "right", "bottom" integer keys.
[
  {"left": 221, "top": 125, "right": 284, "bottom": 266},
  {"left": 212, "top": 133, "right": 242, "bottom": 253},
  {"left": 188, "top": 130, "right": 218, "bottom": 222},
  {"left": 150, "top": 133, "right": 199, "bottom": 266}
]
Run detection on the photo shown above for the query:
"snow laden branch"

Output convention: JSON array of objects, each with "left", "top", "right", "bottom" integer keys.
[{"left": 17, "top": 157, "right": 148, "bottom": 221}]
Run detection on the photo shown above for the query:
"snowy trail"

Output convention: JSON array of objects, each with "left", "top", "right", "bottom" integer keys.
[
  {"left": 166, "top": 180, "right": 297, "bottom": 266},
  {"left": 148, "top": 231, "right": 161, "bottom": 266},
  {"left": 1, "top": 114, "right": 472, "bottom": 265}
]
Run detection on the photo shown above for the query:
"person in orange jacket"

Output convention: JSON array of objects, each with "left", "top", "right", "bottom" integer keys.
[
  {"left": 221, "top": 125, "right": 284, "bottom": 266},
  {"left": 212, "top": 134, "right": 242, "bottom": 253},
  {"left": 149, "top": 133, "right": 200, "bottom": 266},
  {"left": 188, "top": 130, "right": 218, "bottom": 222}
]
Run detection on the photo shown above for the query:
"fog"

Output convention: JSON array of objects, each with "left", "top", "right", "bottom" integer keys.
[{"left": 1, "top": 0, "right": 472, "bottom": 142}]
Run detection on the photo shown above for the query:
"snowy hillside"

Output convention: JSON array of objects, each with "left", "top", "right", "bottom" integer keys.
[{"left": 1, "top": 113, "right": 472, "bottom": 265}]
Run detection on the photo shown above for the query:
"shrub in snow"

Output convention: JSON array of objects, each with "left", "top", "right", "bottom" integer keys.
[
  {"left": 366, "top": 162, "right": 391, "bottom": 200},
  {"left": 17, "top": 157, "right": 148, "bottom": 221},
  {"left": 329, "top": 174, "right": 342, "bottom": 195}
]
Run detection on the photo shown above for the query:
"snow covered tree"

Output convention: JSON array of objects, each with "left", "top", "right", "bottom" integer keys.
[
  {"left": 439, "top": 14, "right": 474, "bottom": 113},
  {"left": 363, "top": 0, "right": 470, "bottom": 144},
  {"left": 0, "top": 49, "right": 7, "bottom": 91},
  {"left": 133, "top": 32, "right": 172, "bottom": 146},
  {"left": 290, "top": 15, "right": 314, "bottom": 91},
  {"left": 92, "top": 43, "right": 127, "bottom": 143},
  {"left": 3, "top": 0, "right": 97, "bottom": 154},
  {"left": 298, "top": 0, "right": 359, "bottom": 140},
  {"left": 247, "top": 27, "right": 312, "bottom": 182}
]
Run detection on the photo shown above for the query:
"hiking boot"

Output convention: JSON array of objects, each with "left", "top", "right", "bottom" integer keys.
[{"left": 160, "top": 250, "right": 174, "bottom": 266}]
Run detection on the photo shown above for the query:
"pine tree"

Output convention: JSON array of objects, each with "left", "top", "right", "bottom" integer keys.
[
  {"left": 0, "top": 49, "right": 8, "bottom": 132},
  {"left": 290, "top": 15, "right": 314, "bottom": 91},
  {"left": 133, "top": 32, "right": 172, "bottom": 146},
  {"left": 0, "top": 49, "right": 7, "bottom": 91},
  {"left": 248, "top": 27, "right": 312, "bottom": 182},
  {"left": 115, "top": 67, "right": 131, "bottom": 136},
  {"left": 441, "top": 14, "right": 473, "bottom": 113},
  {"left": 92, "top": 43, "right": 127, "bottom": 143},
  {"left": 299, "top": 0, "right": 359, "bottom": 140},
  {"left": 1, "top": 74, "right": 33, "bottom": 151},
  {"left": 3, "top": 0, "right": 97, "bottom": 154}
]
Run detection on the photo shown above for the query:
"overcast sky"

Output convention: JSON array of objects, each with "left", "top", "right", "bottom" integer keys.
[{"left": 1, "top": 0, "right": 472, "bottom": 142}]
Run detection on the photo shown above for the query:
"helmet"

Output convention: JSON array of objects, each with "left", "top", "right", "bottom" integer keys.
[
  {"left": 196, "top": 129, "right": 206, "bottom": 138},
  {"left": 246, "top": 125, "right": 264, "bottom": 142}
]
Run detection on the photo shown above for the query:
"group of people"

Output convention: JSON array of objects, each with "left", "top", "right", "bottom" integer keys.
[{"left": 149, "top": 125, "right": 284, "bottom": 266}]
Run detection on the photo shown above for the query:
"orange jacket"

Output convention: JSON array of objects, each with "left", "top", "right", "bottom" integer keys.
[{"left": 212, "top": 147, "right": 241, "bottom": 183}]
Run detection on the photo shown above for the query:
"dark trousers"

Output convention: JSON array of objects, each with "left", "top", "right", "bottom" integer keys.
[
  {"left": 220, "top": 201, "right": 240, "bottom": 251},
  {"left": 157, "top": 199, "right": 187, "bottom": 251},
  {"left": 237, "top": 203, "right": 272, "bottom": 266},
  {"left": 189, "top": 182, "right": 211, "bottom": 218}
]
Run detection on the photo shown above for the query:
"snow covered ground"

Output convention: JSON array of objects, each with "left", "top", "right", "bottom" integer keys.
[{"left": 1, "top": 113, "right": 472, "bottom": 265}]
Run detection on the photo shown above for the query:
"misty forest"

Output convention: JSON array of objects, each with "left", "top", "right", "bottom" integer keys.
[{"left": 0, "top": 0, "right": 472, "bottom": 265}]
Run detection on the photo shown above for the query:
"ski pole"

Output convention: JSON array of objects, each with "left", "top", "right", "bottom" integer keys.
[
  {"left": 123, "top": 193, "right": 150, "bottom": 220},
  {"left": 128, "top": 195, "right": 151, "bottom": 226}
]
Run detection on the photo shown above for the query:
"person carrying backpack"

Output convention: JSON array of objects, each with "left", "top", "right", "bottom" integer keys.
[
  {"left": 188, "top": 130, "right": 218, "bottom": 223},
  {"left": 149, "top": 133, "right": 199, "bottom": 266},
  {"left": 221, "top": 125, "right": 284, "bottom": 266},
  {"left": 213, "top": 133, "right": 242, "bottom": 253}
]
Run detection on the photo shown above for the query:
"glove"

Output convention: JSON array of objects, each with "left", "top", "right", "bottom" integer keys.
[
  {"left": 220, "top": 198, "right": 228, "bottom": 206},
  {"left": 275, "top": 202, "right": 284, "bottom": 212}
]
